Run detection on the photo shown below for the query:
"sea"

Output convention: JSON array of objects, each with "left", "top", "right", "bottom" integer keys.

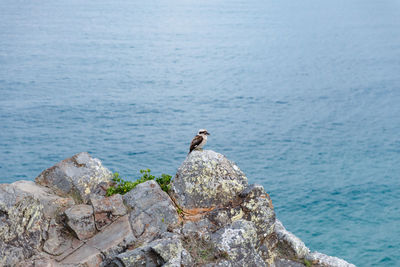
[{"left": 1, "top": 0, "right": 399, "bottom": 266}]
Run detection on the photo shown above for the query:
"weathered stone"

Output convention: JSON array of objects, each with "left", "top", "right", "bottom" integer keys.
[
  {"left": 123, "top": 180, "right": 179, "bottom": 241},
  {"left": 306, "top": 252, "right": 356, "bottom": 267},
  {"left": 211, "top": 220, "right": 266, "bottom": 267},
  {"left": 181, "top": 218, "right": 216, "bottom": 239},
  {"left": 86, "top": 215, "right": 136, "bottom": 257},
  {"left": 202, "top": 260, "right": 232, "bottom": 267},
  {"left": 240, "top": 184, "right": 276, "bottom": 237},
  {"left": 0, "top": 183, "right": 48, "bottom": 266},
  {"left": 90, "top": 194, "right": 127, "bottom": 230},
  {"left": 35, "top": 152, "right": 113, "bottom": 203},
  {"left": 60, "top": 245, "right": 103, "bottom": 267},
  {"left": 170, "top": 150, "right": 248, "bottom": 210},
  {"left": 274, "top": 219, "right": 310, "bottom": 259},
  {"left": 15, "top": 253, "right": 58, "bottom": 267},
  {"left": 0, "top": 243, "right": 26, "bottom": 267},
  {"left": 43, "top": 219, "right": 74, "bottom": 256},
  {"left": 113, "top": 244, "right": 164, "bottom": 267},
  {"left": 65, "top": 204, "right": 96, "bottom": 240},
  {"left": 207, "top": 206, "right": 245, "bottom": 229},
  {"left": 11, "top": 180, "right": 75, "bottom": 218},
  {"left": 151, "top": 235, "right": 192, "bottom": 267},
  {"left": 272, "top": 258, "right": 306, "bottom": 267},
  {"left": 53, "top": 237, "right": 84, "bottom": 262}
]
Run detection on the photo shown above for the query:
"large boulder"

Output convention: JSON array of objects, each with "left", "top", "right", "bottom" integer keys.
[
  {"left": 35, "top": 152, "right": 113, "bottom": 204},
  {"left": 170, "top": 150, "right": 248, "bottom": 210}
]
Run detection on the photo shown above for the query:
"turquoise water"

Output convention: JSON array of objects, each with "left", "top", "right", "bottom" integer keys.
[{"left": 1, "top": 0, "right": 400, "bottom": 265}]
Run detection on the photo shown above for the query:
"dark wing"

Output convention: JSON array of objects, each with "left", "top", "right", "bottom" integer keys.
[{"left": 189, "top": 135, "right": 203, "bottom": 153}]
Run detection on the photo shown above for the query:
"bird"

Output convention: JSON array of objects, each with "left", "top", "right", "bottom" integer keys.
[{"left": 189, "top": 129, "right": 210, "bottom": 153}]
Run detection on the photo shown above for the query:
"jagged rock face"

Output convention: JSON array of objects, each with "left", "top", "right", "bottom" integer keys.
[
  {"left": 0, "top": 181, "right": 74, "bottom": 267},
  {"left": 35, "top": 152, "right": 113, "bottom": 204},
  {"left": 123, "top": 180, "right": 179, "bottom": 242},
  {"left": 170, "top": 150, "right": 248, "bottom": 210},
  {"left": 211, "top": 220, "right": 267, "bottom": 267},
  {"left": 114, "top": 233, "right": 192, "bottom": 267},
  {"left": 0, "top": 151, "right": 357, "bottom": 267}
]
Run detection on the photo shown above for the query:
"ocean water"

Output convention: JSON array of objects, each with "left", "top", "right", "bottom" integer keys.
[{"left": 1, "top": 0, "right": 400, "bottom": 265}]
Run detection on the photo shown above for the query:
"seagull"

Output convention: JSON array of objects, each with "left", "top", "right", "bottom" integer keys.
[{"left": 189, "top": 129, "right": 210, "bottom": 153}]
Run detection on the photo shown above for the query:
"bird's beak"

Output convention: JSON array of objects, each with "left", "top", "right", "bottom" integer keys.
[{"left": 206, "top": 132, "right": 210, "bottom": 135}]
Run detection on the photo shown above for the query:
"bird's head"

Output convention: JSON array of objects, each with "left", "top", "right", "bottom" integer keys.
[{"left": 198, "top": 129, "right": 210, "bottom": 136}]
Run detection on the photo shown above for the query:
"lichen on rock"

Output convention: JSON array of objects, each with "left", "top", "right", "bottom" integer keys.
[
  {"left": 35, "top": 152, "right": 113, "bottom": 204},
  {"left": 170, "top": 150, "right": 248, "bottom": 210}
]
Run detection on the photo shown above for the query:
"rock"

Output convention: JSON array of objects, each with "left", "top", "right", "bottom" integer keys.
[
  {"left": 15, "top": 253, "right": 59, "bottom": 267},
  {"left": 85, "top": 215, "right": 136, "bottom": 258},
  {"left": 0, "top": 151, "right": 357, "bottom": 267},
  {"left": 240, "top": 184, "right": 276, "bottom": 237},
  {"left": 10, "top": 180, "right": 75, "bottom": 218},
  {"left": 211, "top": 219, "right": 266, "bottom": 267},
  {"left": 151, "top": 235, "right": 191, "bottom": 267},
  {"left": 274, "top": 219, "right": 310, "bottom": 259},
  {"left": 43, "top": 219, "right": 74, "bottom": 256},
  {"left": 113, "top": 234, "right": 191, "bottom": 267},
  {"left": 306, "top": 252, "right": 356, "bottom": 267},
  {"left": 123, "top": 180, "right": 179, "bottom": 241},
  {"left": 113, "top": 244, "right": 164, "bottom": 267},
  {"left": 181, "top": 218, "right": 216, "bottom": 239},
  {"left": 60, "top": 244, "right": 103, "bottom": 267},
  {"left": 272, "top": 258, "right": 306, "bottom": 267},
  {"left": 65, "top": 204, "right": 96, "bottom": 240},
  {"left": 0, "top": 184, "right": 49, "bottom": 266},
  {"left": 35, "top": 152, "right": 113, "bottom": 204},
  {"left": 170, "top": 150, "right": 248, "bottom": 210},
  {"left": 0, "top": 181, "right": 76, "bottom": 264},
  {"left": 90, "top": 194, "right": 127, "bottom": 230},
  {"left": 0, "top": 243, "right": 26, "bottom": 267}
]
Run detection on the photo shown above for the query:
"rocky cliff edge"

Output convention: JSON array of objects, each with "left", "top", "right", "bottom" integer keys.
[{"left": 0, "top": 151, "right": 356, "bottom": 267}]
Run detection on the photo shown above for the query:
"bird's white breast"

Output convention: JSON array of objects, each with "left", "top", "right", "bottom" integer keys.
[{"left": 197, "top": 134, "right": 207, "bottom": 148}]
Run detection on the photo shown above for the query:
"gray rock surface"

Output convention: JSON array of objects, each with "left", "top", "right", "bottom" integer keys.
[
  {"left": 113, "top": 243, "right": 164, "bottom": 267},
  {"left": 211, "top": 220, "right": 267, "bottom": 267},
  {"left": 170, "top": 150, "right": 248, "bottom": 209},
  {"left": 0, "top": 181, "right": 73, "bottom": 266},
  {"left": 306, "top": 252, "right": 357, "bottom": 267},
  {"left": 240, "top": 184, "right": 276, "bottom": 237},
  {"left": 65, "top": 204, "right": 96, "bottom": 240},
  {"left": 35, "top": 152, "right": 113, "bottom": 203},
  {"left": 90, "top": 194, "right": 127, "bottom": 230},
  {"left": 123, "top": 180, "right": 179, "bottom": 242},
  {"left": 274, "top": 219, "right": 310, "bottom": 259}
]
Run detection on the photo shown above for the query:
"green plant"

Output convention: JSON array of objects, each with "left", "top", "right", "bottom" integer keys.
[
  {"left": 156, "top": 173, "right": 172, "bottom": 192},
  {"left": 106, "top": 169, "right": 172, "bottom": 196},
  {"left": 304, "top": 259, "right": 312, "bottom": 267}
]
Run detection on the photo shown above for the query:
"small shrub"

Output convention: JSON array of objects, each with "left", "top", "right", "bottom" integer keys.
[
  {"left": 304, "top": 259, "right": 312, "bottom": 267},
  {"left": 106, "top": 169, "right": 172, "bottom": 196},
  {"left": 156, "top": 173, "right": 172, "bottom": 192}
]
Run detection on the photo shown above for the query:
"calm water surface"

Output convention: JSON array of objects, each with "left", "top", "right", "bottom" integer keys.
[{"left": 1, "top": 0, "right": 400, "bottom": 266}]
